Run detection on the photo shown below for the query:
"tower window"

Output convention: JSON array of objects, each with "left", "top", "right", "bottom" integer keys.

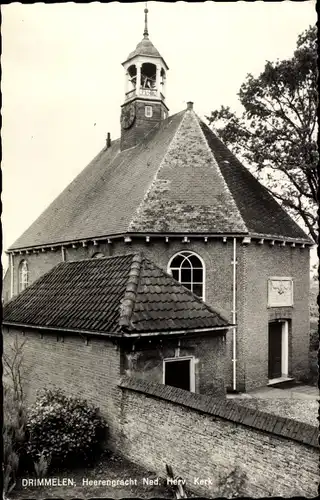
[
  {"left": 19, "top": 260, "right": 29, "bottom": 292},
  {"left": 145, "top": 106, "right": 153, "bottom": 118},
  {"left": 168, "top": 251, "right": 205, "bottom": 300}
]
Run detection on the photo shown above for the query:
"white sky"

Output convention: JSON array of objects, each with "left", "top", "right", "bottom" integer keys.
[{"left": 1, "top": 1, "right": 317, "bottom": 270}]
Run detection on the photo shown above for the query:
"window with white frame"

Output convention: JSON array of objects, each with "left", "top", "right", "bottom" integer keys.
[
  {"left": 145, "top": 105, "right": 153, "bottom": 117},
  {"left": 168, "top": 251, "right": 205, "bottom": 300},
  {"left": 19, "top": 260, "right": 29, "bottom": 292}
]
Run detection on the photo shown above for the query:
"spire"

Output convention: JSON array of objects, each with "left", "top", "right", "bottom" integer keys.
[{"left": 143, "top": 2, "right": 149, "bottom": 39}]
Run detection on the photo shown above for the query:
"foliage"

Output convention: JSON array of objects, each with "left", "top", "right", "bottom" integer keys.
[
  {"left": 206, "top": 25, "right": 318, "bottom": 241},
  {"left": 27, "top": 388, "right": 107, "bottom": 468},
  {"left": 3, "top": 335, "right": 27, "bottom": 401},
  {"left": 33, "top": 450, "right": 51, "bottom": 478},
  {"left": 3, "top": 337, "right": 29, "bottom": 496},
  {"left": 309, "top": 322, "right": 318, "bottom": 351},
  {"left": 218, "top": 466, "right": 248, "bottom": 498}
]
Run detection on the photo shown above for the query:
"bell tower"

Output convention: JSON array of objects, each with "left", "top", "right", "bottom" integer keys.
[{"left": 120, "top": 5, "right": 169, "bottom": 151}]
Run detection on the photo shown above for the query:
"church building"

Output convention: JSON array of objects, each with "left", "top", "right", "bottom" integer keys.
[{"left": 3, "top": 7, "right": 312, "bottom": 400}]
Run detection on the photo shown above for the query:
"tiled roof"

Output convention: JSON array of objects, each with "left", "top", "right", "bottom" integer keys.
[
  {"left": 3, "top": 254, "right": 229, "bottom": 335},
  {"left": 9, "top": 108, "right": 310, "bottom": 250},
  {"left": 199, "top": 121, "right": 310, "bottom": 241}
]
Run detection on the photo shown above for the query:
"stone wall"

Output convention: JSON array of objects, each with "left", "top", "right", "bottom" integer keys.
[
  {"left": 239, "top": 243, "right": 310, "bottom": 390},
  {"left": 119, "top": 377, "right": 319, "bottom": 498},
  {"left": 6, "top": 236, "right": 310, "bottom": 392},
  {"left": 3, "top": 327, "right": 122, "bottom": 449},
  {"left": 122, "top": 333, "right": 226, "bottom": 397}
]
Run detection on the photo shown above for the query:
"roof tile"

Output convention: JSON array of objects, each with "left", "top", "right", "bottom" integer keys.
[
  {"left": 9, "top": 108, "right": 310, "bottom": 251},
  {"left": 3, "top": 254, "right": 229, "bottom": 335}
]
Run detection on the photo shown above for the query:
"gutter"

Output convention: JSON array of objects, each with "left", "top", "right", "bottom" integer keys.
[
  {"left": 2, "top": 322, "right": 122, "bottom": 338},
  {"left": 232, "top": 237, "right": 237, "bottom": 391},
  {"left": 2, "top": 321, "right": 231, "bottom": 339},
  {"left": 10, "top": 253, "right": 14, "bottom": 299},
  {"left": 122, "top": 325, "right": 232, "bottom": 338},
  {"left": 6, "top": 232, "right": 313, "bottom": 255}
]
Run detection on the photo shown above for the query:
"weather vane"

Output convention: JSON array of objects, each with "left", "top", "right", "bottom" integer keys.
[{"left": 143, "top": 2, "right": 149, "bottom": 39}]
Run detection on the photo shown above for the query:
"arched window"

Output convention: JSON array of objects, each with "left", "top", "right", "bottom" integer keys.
[
  {"left": 19, "top": 260, "right": 29, "bottom": 292},
  {"left": 92, "top": 252, "right": 104, "bottom": 259},
  {"left": 168, "top": 251, "right": 205, "bottom": 300}
]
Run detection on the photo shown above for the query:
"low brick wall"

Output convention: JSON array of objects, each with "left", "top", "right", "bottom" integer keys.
[{"left": 119, "top": 377, "right": 318, "bottom": 497}]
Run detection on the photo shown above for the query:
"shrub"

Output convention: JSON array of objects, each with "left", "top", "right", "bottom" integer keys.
[
  {"left": 309, "top": 324, "right": 319, "bottom": 351},
  {"left": 33, "top": 450, "right": 51, "bottom": 478},
  {"left": 3, "top": 335, "right": 29, "bottom": 496},
  {"left": 218, "top": 466, "right": 247, "bottom": 498},
  {"left": 3, "top": 386, "right": 29, "bottom": 496},
  {"left": 27, "top": 388, "right": 107, "bottom": 468}
]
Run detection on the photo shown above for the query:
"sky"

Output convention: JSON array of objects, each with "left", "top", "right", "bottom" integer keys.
[{"left": 1, "top": 1, "right": 317, "bottom": 270}]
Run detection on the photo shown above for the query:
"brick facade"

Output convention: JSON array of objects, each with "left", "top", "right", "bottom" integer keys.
[
  {"left": 6, "top": 236, "right": 310, "bottom": 392},
  {"left": 122, "top": 333, "right": 226, "bottom": 397},
  {"left": 120, "top": 99, "right": 168, "bottom": 151},
  {"left": 119, "top": 378, "right": 318, "bottom": 497}
]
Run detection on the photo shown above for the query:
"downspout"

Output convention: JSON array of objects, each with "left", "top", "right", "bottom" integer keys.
[
  {"left": 10, "top": 253, "right": 14, "bottom": 298},
  {"left": 61, "top": 246, "right": 65, "bottom": 262},
  {"left": 232, "top": 237, "right": 237, "bottom": 391}
]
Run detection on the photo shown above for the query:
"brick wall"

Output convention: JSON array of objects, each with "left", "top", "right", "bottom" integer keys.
[
  {"left": 122, "top": 333, "right": 226, "bottom": 397},
  {"left": 3, "top": 327, "right": 122, "bottom": 449},
  {"left": 238, "top": 243, "right": 310, "bottom": 390},
  {"left": 120, "top": 100, "right": 167, "bottom": 151},
  {"left": 119, "top": 377, "right": 318, "bottom": 497},
  {"left": 5, "top": 236, "right": 310, "bottom": 392}
]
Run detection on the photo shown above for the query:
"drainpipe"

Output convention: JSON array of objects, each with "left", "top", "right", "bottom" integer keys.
[
  {"left": 61, "top": 246, "right": 65, "bottom": 262},
  {"left": 10, "top": 253, "right": 14, "bottom": 298},
  {"left": 232, "top": 238, "right": 237, "bottom": 391}
]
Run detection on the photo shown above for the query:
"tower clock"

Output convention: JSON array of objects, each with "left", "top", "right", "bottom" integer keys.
[{"left": 121, "top": 103, "right": 136, "bottom": 129}]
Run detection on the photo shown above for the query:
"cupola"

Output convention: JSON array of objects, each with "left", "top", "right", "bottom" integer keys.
[{"left": 120, "top": 5, "right": 169, "bottom": 151}]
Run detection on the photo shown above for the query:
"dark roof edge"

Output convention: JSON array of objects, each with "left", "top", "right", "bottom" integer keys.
[
  {"left": 7, "top": 232, "right": 313, "bottom": 253},
  {"left": 122, "top": 325, "right": 230, "bottom": 337},
  {"left": 2, "top": 322, "right": 122, "bottom": 338},
  {"left": 3, "top": 321, "right": 230, "bottom": 338}
]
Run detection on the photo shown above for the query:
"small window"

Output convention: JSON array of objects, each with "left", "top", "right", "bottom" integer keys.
[
  {"left": 145, "top": 106, "right": 153, "bottom": 118},
  {"left": 168, "top": 251, "right": 205, "bottom": 300},
  {"left": 19, "top": 260, "right": 29, "bottom": 292},
  {"left": 163, "top": 357, "right": 195, "bottom": 392}
]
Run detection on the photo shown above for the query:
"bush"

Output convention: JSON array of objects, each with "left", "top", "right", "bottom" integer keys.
[
  {"left": 218, "top": 466, "right": 247, "bottom": 498},
  {"left": 309, "top": 324, "right": 319, "bottom": 351},
  {"left": 27, "top": 388, "right": 107, "bottom": 468},
  {"left": 3, "top": 386, "right": 28, "bottom": 496}
]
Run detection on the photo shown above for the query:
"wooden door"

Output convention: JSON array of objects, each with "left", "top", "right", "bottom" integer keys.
[{"left": 268, "top": 322, "right": 282, "bottom": 379}]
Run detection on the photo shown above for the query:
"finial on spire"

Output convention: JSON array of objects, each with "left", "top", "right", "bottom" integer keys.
[{"left": 143, "top": 2, "right": 149, "bottom": 39}]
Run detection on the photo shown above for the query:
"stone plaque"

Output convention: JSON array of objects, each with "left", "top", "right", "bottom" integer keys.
[{"left": 268, "top": 278, "right": 293, "bottom": 307}]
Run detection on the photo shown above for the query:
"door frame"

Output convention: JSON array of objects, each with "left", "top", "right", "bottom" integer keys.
[
  {"left": 163, "top": 356, "right": 195, "bottom": 392},
  {"left": 268, "top": 320, "right": 289, "bottom": 380}
]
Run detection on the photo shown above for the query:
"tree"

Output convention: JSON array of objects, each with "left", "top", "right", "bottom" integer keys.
[{"left": 206, "top": 25, "right": 318, "bottom": 242}]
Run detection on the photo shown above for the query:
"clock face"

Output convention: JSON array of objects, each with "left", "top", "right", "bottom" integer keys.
[{"left": 121, "top": 104, "right": 136, "bottom": 129}]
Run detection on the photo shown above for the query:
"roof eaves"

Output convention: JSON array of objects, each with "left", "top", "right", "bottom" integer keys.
[
  {"left": 122, "top": 54, "right": 169, "bottom": 70},
  {"left": 2, "top": 321, "right": 123, "bottom": 338},
  {"left": 119, "top": 253, "right": 143, "bottom": 331},
  {"left": 122, "top": 325, "right": 231, "bottom": 337}
]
